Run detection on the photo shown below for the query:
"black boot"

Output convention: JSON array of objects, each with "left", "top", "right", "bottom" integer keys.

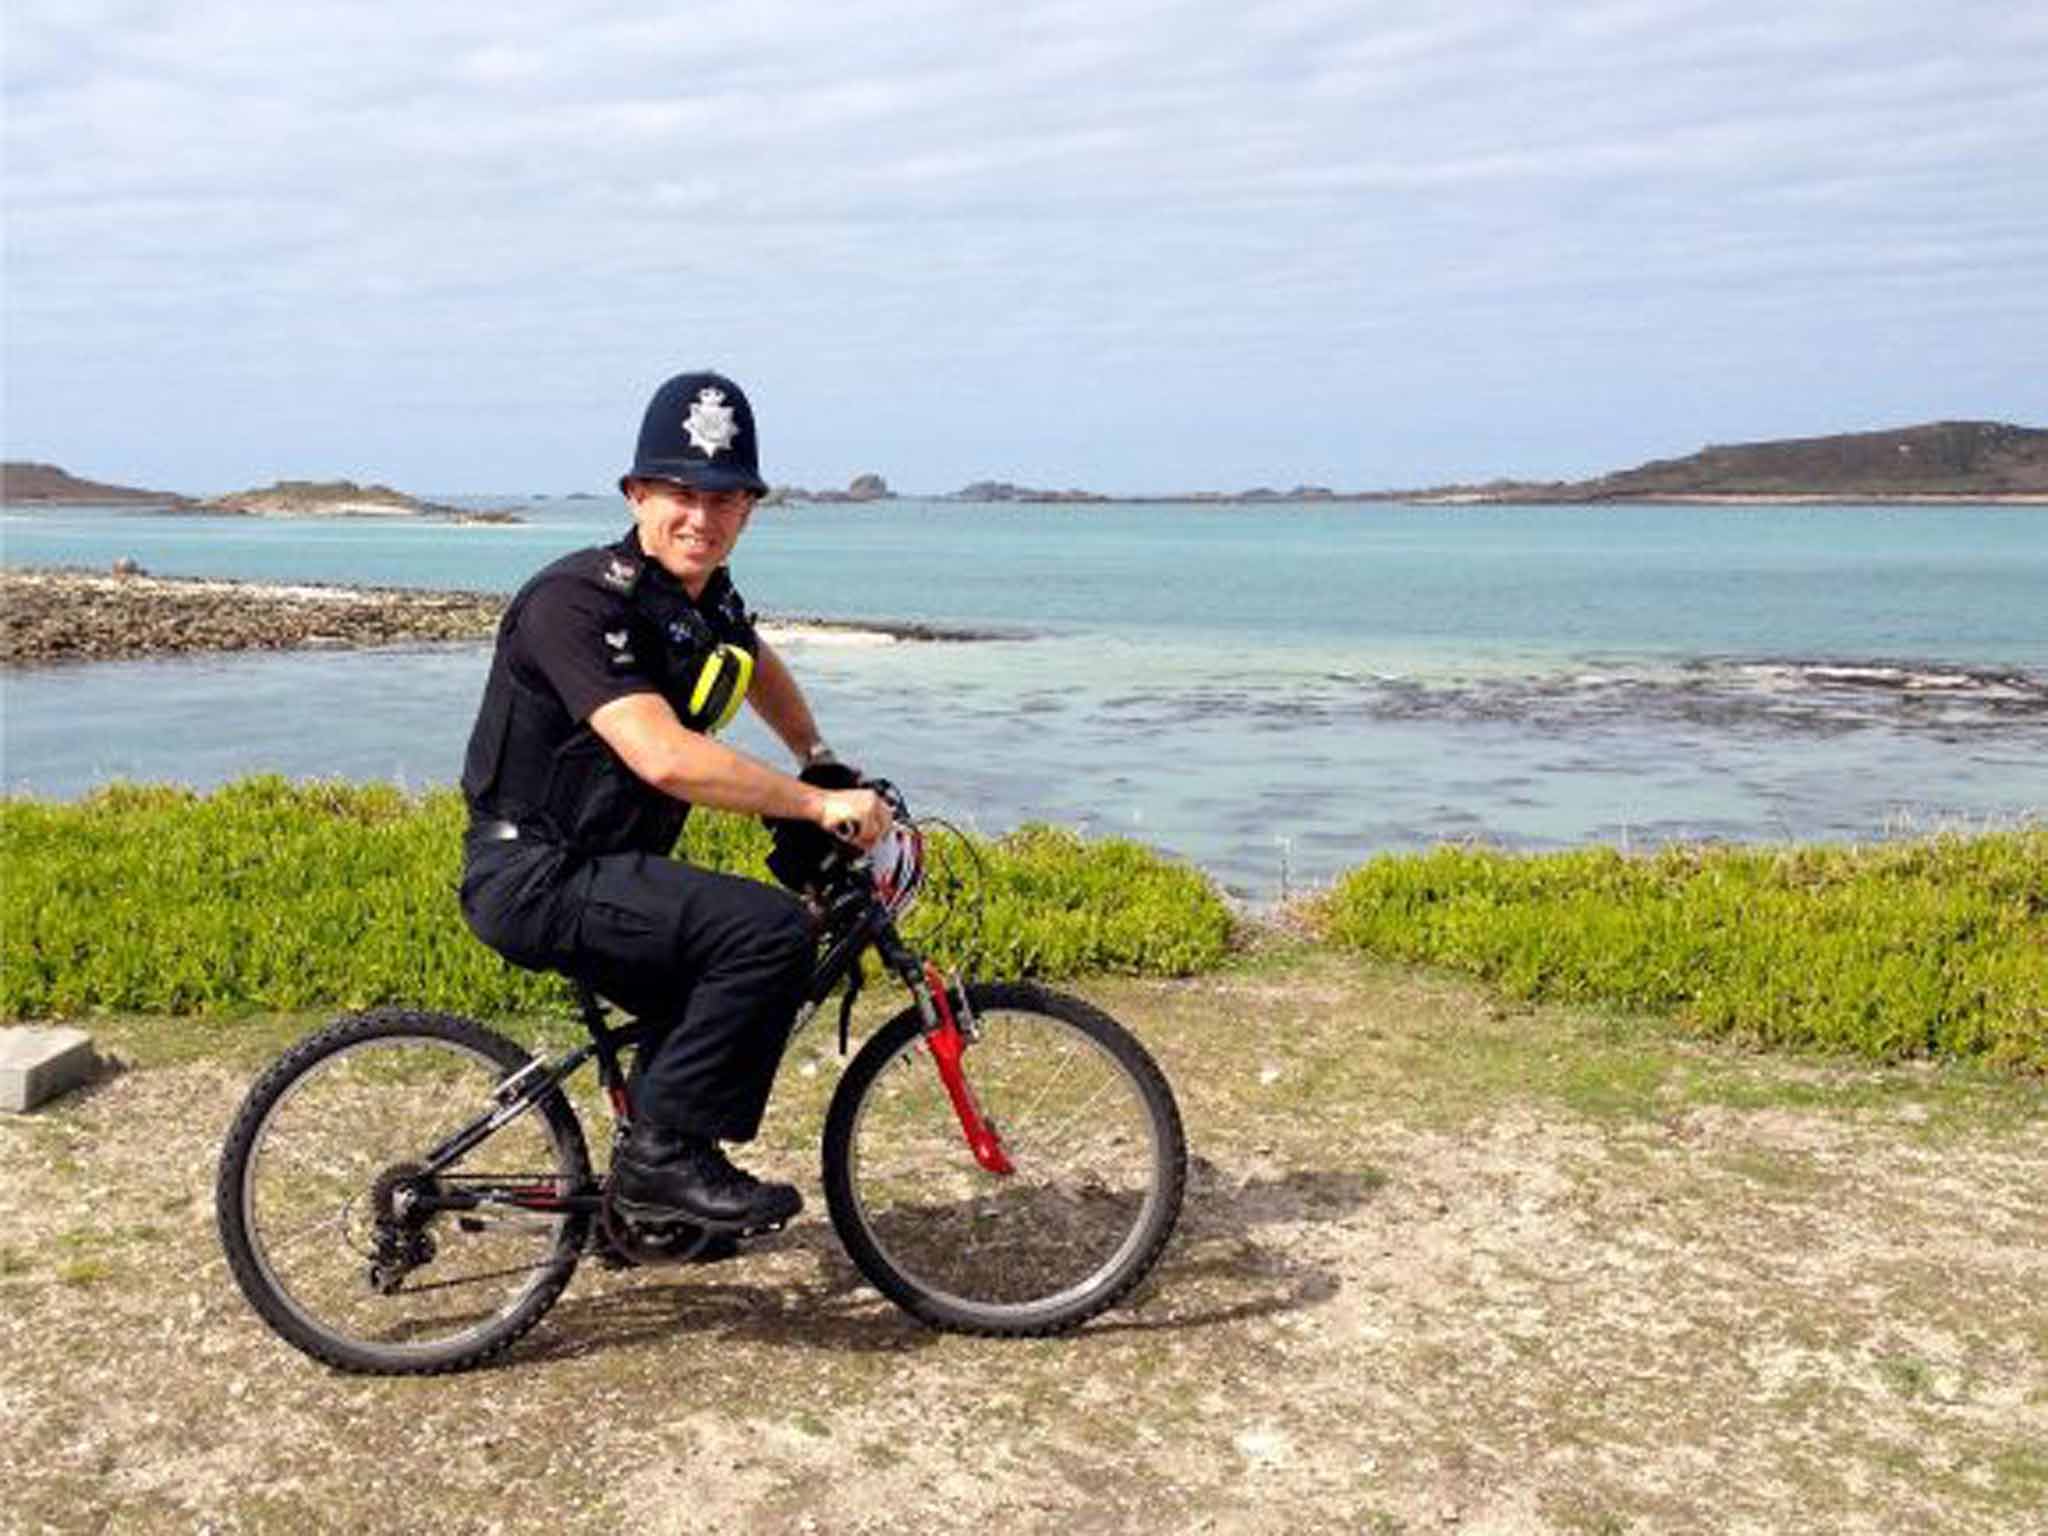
[{"left": 612, "top": 1124, "right": 803, "bottom": 1230}]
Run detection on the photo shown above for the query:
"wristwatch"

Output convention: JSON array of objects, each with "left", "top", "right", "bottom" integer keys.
[{"left": 801, "top": 743, "right": 839, "bottom": 769}]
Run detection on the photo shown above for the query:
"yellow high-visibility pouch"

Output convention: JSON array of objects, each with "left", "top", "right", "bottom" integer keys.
[{"left": 683, "top": 643, "right": 754, "bottom": 734}]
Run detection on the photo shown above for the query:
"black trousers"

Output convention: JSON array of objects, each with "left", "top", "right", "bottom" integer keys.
[{"left": 460, "top": 838, "right": 815, "bottom": 1141}]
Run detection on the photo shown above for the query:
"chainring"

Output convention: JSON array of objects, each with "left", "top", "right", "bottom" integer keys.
[{"left": 594, "top": 1189, "right": 720, "bottom": 1267}]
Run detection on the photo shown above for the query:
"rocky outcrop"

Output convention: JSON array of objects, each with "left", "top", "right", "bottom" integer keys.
[
  {"left": 197, "top": 479, "right": 522, "bottom": 521},
  {"left": 0, "top": 568, "right": 1005, "bottom": 666},
  {"left": 0, "top": 569, "right": 505, "bottom": 665},
  {"left": 949, "top": 480, "right": 1111, "bottom": 503},
  {"left": 203, "top": 479, "right": 422, "bottom": 516},
  {"left": 771, "top": 473, "right": 898, "bottom": 505}
]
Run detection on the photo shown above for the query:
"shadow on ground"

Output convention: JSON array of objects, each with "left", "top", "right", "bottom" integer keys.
[{"left": 507, "top": 1157, "right": 1388, "bottom": 1361}]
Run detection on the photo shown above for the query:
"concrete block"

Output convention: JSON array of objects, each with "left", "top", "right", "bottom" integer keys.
[{"left": 0, "top": 1026, "right": 101, "bottom": 1113}]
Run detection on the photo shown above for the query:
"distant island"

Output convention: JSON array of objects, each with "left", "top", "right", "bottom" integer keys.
[
  {"left": 0, "top": 462, "right": 190, "bottom": 506},
  {"left": 0, "top": 465, "right": 521, "bottom": 522},
  {"left": 770, "top": 420, "right": 2048, "bottom": 506},
  {"left": 765, "top": 473, "right": 897, "bottom": 505},
  {"left": 1409, "top": 420, "right": 2048, "bottom": 505},
  {"left": 8, "top": 421, "right": 2044, "bottom": 513},
  {"left": 198, "top": 479, "right": 522, "bottom": 523}
]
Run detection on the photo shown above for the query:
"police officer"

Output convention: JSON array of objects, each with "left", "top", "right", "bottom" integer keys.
[{"left": 458, "top": 370, "right": 889, "bottom": 1233}]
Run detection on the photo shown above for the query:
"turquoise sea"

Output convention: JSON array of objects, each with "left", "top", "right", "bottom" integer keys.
[{"left": 4, "top": 497, "right": 2045, "bottom": 899}]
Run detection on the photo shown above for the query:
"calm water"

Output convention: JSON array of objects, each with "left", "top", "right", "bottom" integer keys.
[{"left": 4, "top": 498, "right": 2045, "bottom": 898}]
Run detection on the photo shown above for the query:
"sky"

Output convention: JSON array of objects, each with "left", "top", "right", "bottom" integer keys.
[{"left": 4, "top": 0, "right": 2045, "bottom": 497}]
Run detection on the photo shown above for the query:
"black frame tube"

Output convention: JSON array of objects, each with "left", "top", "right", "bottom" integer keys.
[{"left": 410, "top": 884, "right": 923, "bottom": 1213}]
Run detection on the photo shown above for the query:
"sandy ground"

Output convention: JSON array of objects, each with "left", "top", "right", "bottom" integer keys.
[{"left": 3, "top": 954, "right": 2043, "bottom": 1535}]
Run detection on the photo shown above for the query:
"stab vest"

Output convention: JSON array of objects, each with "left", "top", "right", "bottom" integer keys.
[{"left": 460, "top": 537, "right": 759, "bottom": 855}]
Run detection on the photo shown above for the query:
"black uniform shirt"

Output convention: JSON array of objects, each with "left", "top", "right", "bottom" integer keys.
[{"left": 461, "top": 530, "right": 759, "bottom": 853}]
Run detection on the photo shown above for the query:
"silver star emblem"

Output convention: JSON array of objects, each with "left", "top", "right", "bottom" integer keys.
[{"left": 683, "top": 388, "right": 740, "bottom": 458}]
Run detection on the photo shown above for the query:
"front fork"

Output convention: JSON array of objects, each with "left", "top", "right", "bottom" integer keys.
[{"left": 913, "top": 963, "right": 1014, "bottom": 1176}]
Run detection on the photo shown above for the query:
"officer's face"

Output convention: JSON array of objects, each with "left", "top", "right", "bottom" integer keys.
[{"left": 627, "top": 479, "right": 756, "bottom": 594}]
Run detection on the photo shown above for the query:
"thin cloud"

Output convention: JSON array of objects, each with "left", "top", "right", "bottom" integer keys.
[{"left": 4, "top": 0, "right": 2043, "bottom": 493}]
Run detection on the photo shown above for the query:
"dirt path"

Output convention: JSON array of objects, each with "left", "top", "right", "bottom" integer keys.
[{"left": 3, "top": 952, "right": 2043, "bottom": 1534}]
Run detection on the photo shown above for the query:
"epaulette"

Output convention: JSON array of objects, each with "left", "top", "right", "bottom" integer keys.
[{"left": 593, "top": 548, "right": 643, "bottom": 596}]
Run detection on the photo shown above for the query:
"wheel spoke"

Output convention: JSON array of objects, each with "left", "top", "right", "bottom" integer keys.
[
  {"left": 1003, "top": 1038, "right": 1088, "bottom": 1134},
  {"left": 1001, "top": 1070, "right": 1125, "bottom": 1159},
  {"left": 219, "top": 1016, "right": 590, "bottom": 1374},
  {"left": 827, "top": 988, "right": 1184, "bottom": 1334},
  {"left": 255, "top": 1207, "right": 353, "bottom": 1259}
]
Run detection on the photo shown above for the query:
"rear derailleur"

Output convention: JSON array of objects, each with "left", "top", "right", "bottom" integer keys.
[{"left": 365, "top": 1161, "right": 437, "bottom": 1295}]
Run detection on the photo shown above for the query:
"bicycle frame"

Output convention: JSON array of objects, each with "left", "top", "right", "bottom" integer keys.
[{"left": 395, "top": 874, "right": 1012, "bottom": 1226}]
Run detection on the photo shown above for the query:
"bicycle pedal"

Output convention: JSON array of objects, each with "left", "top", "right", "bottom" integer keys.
[
  {"left": 611, "top": 1200, "right": 794, "bottom": 1236},
  {"left": 686, "top": 1232, "right": 743, "bottom": 1264}
]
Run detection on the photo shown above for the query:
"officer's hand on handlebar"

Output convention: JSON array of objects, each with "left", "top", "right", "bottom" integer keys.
[{"left": 817, "top": 788, "right": 890, "bottom": 850}]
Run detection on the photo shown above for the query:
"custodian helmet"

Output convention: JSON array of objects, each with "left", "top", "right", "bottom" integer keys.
[{"left": 620, "top": 370, "right": 769, "bottom": 496}]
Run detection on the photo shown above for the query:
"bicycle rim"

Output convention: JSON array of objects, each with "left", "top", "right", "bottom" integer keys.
[
  {"left": 827, "top": 985, "right": 1185, "bottom": 1334},
  {"left": 229, "top": 1025, "right": 582, "bottom": 1371}
]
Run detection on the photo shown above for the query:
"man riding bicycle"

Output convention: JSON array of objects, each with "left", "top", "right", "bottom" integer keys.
[{"left": 458, "top": 370, "right": 888, "bottom": 1234}]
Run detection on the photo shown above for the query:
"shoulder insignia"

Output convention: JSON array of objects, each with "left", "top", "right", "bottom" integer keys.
[{"left": 598, "top": 554, "right": 641, "bottom": 594}]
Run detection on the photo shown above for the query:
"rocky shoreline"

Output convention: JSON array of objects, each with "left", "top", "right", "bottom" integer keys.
[
  {"left": 0, "top": 568, "right": 1006, "bottom": 666},
  {"left": 0, "top": 568, "right": 506, "bottom": 665}
]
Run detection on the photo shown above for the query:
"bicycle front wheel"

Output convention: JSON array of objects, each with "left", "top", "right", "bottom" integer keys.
[
  {"left": 215, "top": 1009, "right": 591, "bottom": 1375},
  {"left": 823, "top": 982, "right": 1186, "bottom": 1335}
]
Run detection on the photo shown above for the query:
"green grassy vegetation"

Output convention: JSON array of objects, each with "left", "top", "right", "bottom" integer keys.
[
  {"left": 1315, "top": 832, "right": 2048, "bottom": 1069},
  {"left": 0, "top": 777, "right": 1231, "bottom": 1019},
  {"left": 11, "top": 777, "right": 2045, "bottom": 1080}
]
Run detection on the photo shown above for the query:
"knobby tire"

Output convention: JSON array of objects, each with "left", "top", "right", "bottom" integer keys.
[
  {"left": 215, "top": 1009, "right": 591, "bottom": 1376},
  {"left": 821, "top": 982, "right": 1186, "bottom": 1335}
]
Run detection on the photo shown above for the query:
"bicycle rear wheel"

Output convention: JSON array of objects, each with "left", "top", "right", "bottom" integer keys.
[
  {"left": 823, "top": 981, "right": 1186, "bottom": 1335},
  {"left": 215, "top": 1009, "right": 591, "bottom": 1375}
]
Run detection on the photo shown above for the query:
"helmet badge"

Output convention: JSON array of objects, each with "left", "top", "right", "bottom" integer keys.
[{"left": 683, "top": 387, "right": 740, "bottom": 459}]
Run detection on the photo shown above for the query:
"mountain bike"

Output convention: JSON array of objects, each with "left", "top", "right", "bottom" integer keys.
[{"left": 215, "top": 785, "right": 1188, "bottom": 1374}]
